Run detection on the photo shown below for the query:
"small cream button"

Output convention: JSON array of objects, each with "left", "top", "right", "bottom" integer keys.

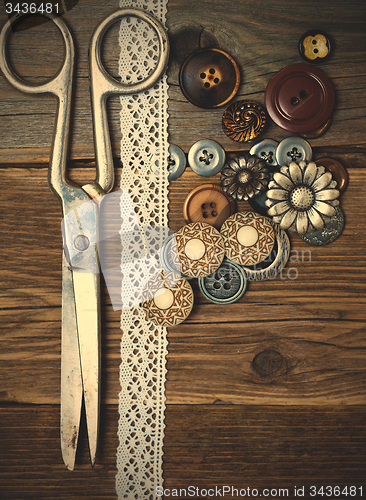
[
  {"left": 184, "top": 238, "right": 206, "bottom": 260},
  {"left": 237, "top": 225, "right": 259, "bottom": 246},
  {"left": 153, "top": 288, "right": 174, "bottom": 310}
]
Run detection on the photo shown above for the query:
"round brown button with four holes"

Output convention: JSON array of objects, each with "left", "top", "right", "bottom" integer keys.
[
  {"left": 179, "top": 48, "right": 240, "bottom": 108},
  {"left": 264, "top": 63, "right": 334, "bottom": 135},
  {"left": 183, "top": 183, "right": 236, "bottom": 230}
]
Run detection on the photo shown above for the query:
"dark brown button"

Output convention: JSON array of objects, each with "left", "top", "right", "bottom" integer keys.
[
  {"left": 299, "top": 30, "right": 331, "bottom": 63},
  {"left": 179, "top": 48, "right": 240, "bottom": 108},
  {"left": 222, "top": 100, "right": 267, "bottom": 142},
  {"left": 299, "top": 116, "right": 332, "bottom": 139},
  {"left": 264, "top": 63, "right": 334, "bottom": 134},
  {"left": 315, "top": 157, "right": 348, "bottom": 193},
  {"left": 183, "top": 183, "right": 236, "bottom": 229}
]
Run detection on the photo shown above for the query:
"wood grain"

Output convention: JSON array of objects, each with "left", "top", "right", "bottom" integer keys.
[{"left": 0, "top": 0, "right": 366, "bottom": 162}]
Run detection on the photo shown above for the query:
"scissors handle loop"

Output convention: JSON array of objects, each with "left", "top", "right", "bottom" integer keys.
[{"left": 89, "top": 8, "right": 170, "bottom": 194}]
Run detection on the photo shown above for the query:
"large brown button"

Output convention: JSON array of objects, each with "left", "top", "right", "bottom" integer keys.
[
  {"left": 264, "top": 63, "right": 334, "bottom": 134},
  {"left": 183, "top": 183, "right": 236, "bottom": 229},
  {"left": 222, "top": 100, "right": 266, "bottom": 142},
  {"left": 179, "top": 48, "right": 240, "bottom": 108},
  {"left": 315, "top": 157, "right": 348, "bottom": 193}
]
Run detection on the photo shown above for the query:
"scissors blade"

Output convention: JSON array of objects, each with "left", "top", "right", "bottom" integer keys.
[
  {"left": 60, "top": 251, "right": 83, "bottom": 471},
  {"left": 72, "top": 267, "right": 100, "bottom": 467}
]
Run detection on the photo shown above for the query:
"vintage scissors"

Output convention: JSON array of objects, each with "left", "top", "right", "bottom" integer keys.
[{"left": 0, "top": 9, "right": 169, "bottom": 470}]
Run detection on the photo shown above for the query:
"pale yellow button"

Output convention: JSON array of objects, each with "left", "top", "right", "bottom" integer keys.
[
  {"left": 220, "top": 211, "right": 275, "bottom": 266},
  {"left": 173, "top": 222, "right": 225, "bottom": 278}
]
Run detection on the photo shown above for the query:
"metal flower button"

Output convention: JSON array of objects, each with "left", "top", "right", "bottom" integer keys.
[
  {"left": 265, "top": 160, "right": 340, "bottom": 236},
  {"left": 188, "top": 139, "right": 226, "bottom": 177},
  {"left": 220, "top": 153, "right": 269, "bottom": 201}
]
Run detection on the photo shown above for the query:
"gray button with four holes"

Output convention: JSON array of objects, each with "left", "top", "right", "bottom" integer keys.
[
  {"left": 275, "top": 136, "right": 312, "bottom": 166},
  {"left": 188, "top": 139, "right": 226, "bottom": 176},
  {"left": 249, "top": 139, "right": 279, "bottom": 166},
  {"left": 167, "top": 144, "right": 186, "bottom": 180},
  {"left": 198, "top": 258, "right": 247, "bottom": 304}
]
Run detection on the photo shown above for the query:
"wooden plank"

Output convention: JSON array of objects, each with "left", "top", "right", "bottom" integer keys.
[
  {"left": 0, "top": 404, "right": 365, "bottom": 499},
  {"left": 0, "top": 0, "right": 366, "bottom": 163},
  {"left": 0, "top": 164, "right": 365, "bottom": 405}
]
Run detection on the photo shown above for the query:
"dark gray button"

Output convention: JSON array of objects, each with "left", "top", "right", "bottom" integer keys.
[
  {"left": 299, "top": 206, "right": 344, "bottom": 246},
  {"left": 168, "top": 144, "right": 186, "bottom": 180},
  {"left": 198, "top": 258, "right": 247, "bottom": 304}
]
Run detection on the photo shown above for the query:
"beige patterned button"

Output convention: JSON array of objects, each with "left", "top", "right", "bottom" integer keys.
[
  {"left": 173, "top": 222, "right": 225, "bottom": 278},
  {"left": 141, "top": 272, "right": 194, "bottom": 327},
  {"left": 220, "top": 211, "right": 275, "bottom": 266}
]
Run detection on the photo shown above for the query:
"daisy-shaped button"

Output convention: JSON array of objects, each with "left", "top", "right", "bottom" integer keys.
[
  {"left": 141, "top": 272, "right": 194, "bottom": 327},
  {"left": 220, "top": 211, "right": 275, "bottom": 266},
  {"left": 173, "top": 222, "right": 225, "bottom": 278},
  {"left": 265, "top": 161, "right": 340, "bottom": 236}
]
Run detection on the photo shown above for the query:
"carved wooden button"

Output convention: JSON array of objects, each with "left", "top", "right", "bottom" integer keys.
[
  {"left": 183, "top": 184, "right": 236, "bottom": 229},
  {"left": 173, "top": 222, "right": 225, "bottom": 278},
  {"left": 264, "top": 63, "right": 334, "bottom": 134},
  {"left": 299, "top": 30, "right": 331, "bottom": 63},
  {"left": 179, "top": 48, "right": 240, "bottom": 108},
  {"left": 222, "top": 100, "right": 267, "bottom": 142},
  {"left": 220, "top": 211, "right": 275, "bottom": 266},
  {"left": 141, "top": 272, "right": 194, "bottom": 327},
  {"left": 315, "top": 157, "right": 348, "bottom": 193}
]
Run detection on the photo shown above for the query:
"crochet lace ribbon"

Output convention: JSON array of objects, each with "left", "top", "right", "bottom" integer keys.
[{"left": 116, "top": 0, "right": 169, "bottom": 498}]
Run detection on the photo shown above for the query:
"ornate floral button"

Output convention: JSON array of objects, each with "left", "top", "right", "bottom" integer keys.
[
  {"left": 222, "top": 100, "right": 267, "bottom": 142},
  {"left": 141, "top": 271, "right": 194, "bottom": 327},
  {"left": 264, "top": 63, "right": 334, "bottom": 134},
  {"left": 198, "top": 258, "right": 247, "bottom": 304},
  {"left": 315, "top": 157, "right": 348, "bottom": 193},
  {"left": 299, "top": 30, "right": 331, "bottom": 63},
  {"left": 188, "top": 139, "right": 226, "bottom": 177},
  {"left": 183, "top": 183, "right": 236, "bottom": 229},
  {"left": 168, "top": 144, "right": 186, "bottom": 180},
  {"left": 179, "top": 48, "right": 240, "bottom": 108},
  {"left": 173, "top": 222, "right": 225, "bottom": 278},
  {"left": 221, "top": 211, "right": 275, "bottom": 266},
  {"left": 220, "top": 153, "right": 269, "bottom": 201},
  {"left": 299, "top": 206, "right": 344, "bottom": 246},
  {"left": 249, "top": 139, "right": 279, "bottom": 166},
  {"left": 242, "top": 222, "right": 290, "bottom": 281},
  {"left": 265, "top": 160, "right": 340, "bottom": 236},
  {"left": 275, "top": 137, "right": 312, "bottom": 166}
]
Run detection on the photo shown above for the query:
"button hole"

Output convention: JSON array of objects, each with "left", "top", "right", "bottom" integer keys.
[
  {"left": 291, "top": 96, "right": 299, "bottom": 106},
  {"left": 313, "top": 48, "right": 319, "bottom": 54},
  {"left": 202, "top": 203, "right": 208, "bottom": 209},
  {"left": 210, "top": 202, "right": 216, "bottom": 208},
  {"left": 214, "top": 272, "right": 221, "bottom": 280},
  {"left": 204, "top": 82, "right": 210, "bottom": 88},
  {"left": 209, "top": 68, "right": 215, "bottom": 74},
  {"left": 214, "top": 78, "right": 220, "bottom": 84},
  {"left": 200, "top": 72, "right": 206, "bottom": 79},
  {"left": 312, "top": 39, "right": 317, "bottom": 45},
  {"left": 224, "top": 274, "right": 232, "bottom": 281},
  {"left": 213, "top": 282, "right": 221, "bottom": 289},
  {"left": 203, "top": 211, "right": 209, "bottom": 218},
  {"left": 223, "top": 283, "right": 231, "bottom": 290},
  {"left": 299, "top": 89, "right": 308, "bottom": 99},
  {"left": 211, "top": 211, "right": 217, "bottom": 217}
]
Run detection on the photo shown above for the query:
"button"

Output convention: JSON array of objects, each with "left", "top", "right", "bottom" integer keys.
[
  {"left": 160, "top": 234, "right": 181, "bottom": 274},
  {"left": 275, "top": 136, "right": 312, "bottom": 166},
  {"left": 299, "top": 206, "right": 344, "bottom": 246},
  {"left": 198, "top": 258, "right": 247, "bottom": 304},
  {"left": 264, "top": 63, "right": 334, "bottom": 134},
  {"left": 168, "top": 144, "right": 186, "bottom": 180},
  {"left": 265, "top": 160, "right": 340, "bottom": 236},
  {"left": 299, "top": 30, "right": 331, "bottom": 63},
  {"left": 183, "top": 183, "right": 236, "bottom": 230},
  {"left": 179, "top": 48, "right": 240, "bottom": 108},
  {"left": 249, "top": 139, "right": 279, "bottom": 166},
  {"left": 222, "top": 100, "right": 267, "bottom": 142},
  {"left": 315, "top": 157, "right": 348, "bottom": 193},
  {"left": 141, "top": 271, "right": 194, "bottom": 327},
  {"left": 188, "top": 139, "right": 226, "bottom": 177},
  {"left": 299, "top": 116, "right": 332, "bottom": 139},
  {"left": 248, "top": 165, "right": 279, "bottom": 216},
  {"left": 220, "top": 211, "right": 275, "bottom": 266},
  {"left": 220, "top": 153, "right": 269, "bottom": 201},
  {"left": 173, "top": 222, "right": 225, "bottom": 278},
  {"left": 243, "top": 222, "right": 290, "bottom": 281}
]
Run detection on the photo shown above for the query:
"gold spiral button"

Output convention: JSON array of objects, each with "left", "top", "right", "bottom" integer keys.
[{"left": 222, "top": 100, "right": 266, "bottom": 143}]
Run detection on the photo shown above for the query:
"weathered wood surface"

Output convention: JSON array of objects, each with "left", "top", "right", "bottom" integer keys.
[
  {"left": 1, "top": 0, "right": 366, "bottom": 497},
  {"left": 0, "top": 0, "right": 366, "bottom": 162}
]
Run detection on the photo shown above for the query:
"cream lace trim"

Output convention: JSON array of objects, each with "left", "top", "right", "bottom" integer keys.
[{"left": 116, "top": 0, "right": 169, "bottom": 498}]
